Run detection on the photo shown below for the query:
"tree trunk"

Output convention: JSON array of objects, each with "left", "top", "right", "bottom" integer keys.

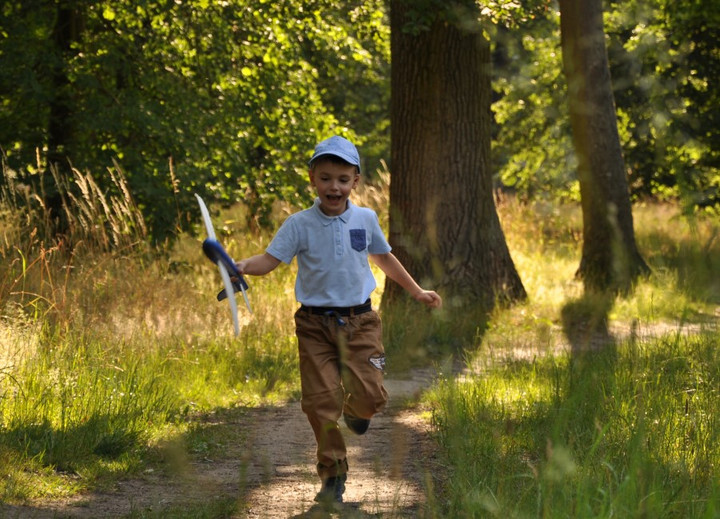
[
  {"left": 44, "top": 1, "right": 83, "bottom": 231},
  {"left": 559, "top": 0, "right": 649, "bottom": 292},
  {"left": 387, "top": 1, "right": 526, "bottom": 312},
  {"left": 48, "top": 1, "right": 84, "bottom": 166}
]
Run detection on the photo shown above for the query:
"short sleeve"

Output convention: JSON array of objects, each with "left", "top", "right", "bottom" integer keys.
[
  {"left": 266, "top": 216, "right": 300, "bottom": 264},
  {"left": 367, "top": 211, "right": 392, "bottom": 255}
]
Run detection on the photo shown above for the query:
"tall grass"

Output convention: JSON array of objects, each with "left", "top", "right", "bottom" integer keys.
[
  {"left": 425, "top": 199, "right": 720, "bottom": 517},
  {"left": 480, "top": 200, "right": 720, "bottom": 362},
  {"left": 427, "top": 331, "right": 720, "bottom": 517},
  {"left": 0, "top": 159, "right": 147, "bottom": 254},
  {"left": 0, "top": 161, "right": 301, "bottom": 501}
]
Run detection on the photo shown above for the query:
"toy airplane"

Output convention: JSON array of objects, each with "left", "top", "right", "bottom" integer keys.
[
  {"left": 195, "top": 194, "right": 252, "bottom": 336},
  {"left": 202, "top": 239, "right": 250, "bottom": 301}
]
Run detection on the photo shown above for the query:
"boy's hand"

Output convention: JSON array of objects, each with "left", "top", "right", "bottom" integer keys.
[
  {"left": 234, "top": 259, "right": 248, "bottom": 275},
  {"left": 414, "top": 290, "right": 442, "bottom": 309}
]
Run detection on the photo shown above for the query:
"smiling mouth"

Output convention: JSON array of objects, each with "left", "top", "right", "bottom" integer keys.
[{"left": 326, "top": 195, "right": 342, "bottom": 202}]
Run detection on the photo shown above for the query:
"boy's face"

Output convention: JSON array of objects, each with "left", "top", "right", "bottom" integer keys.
[{"left": 309, "top": 159, "right": 359, "bottom": 216}]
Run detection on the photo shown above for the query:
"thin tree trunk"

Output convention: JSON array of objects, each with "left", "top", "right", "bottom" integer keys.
[
  {"left": 45, "top": 1, "right": 83, "bottom": 231},
  {"left": 559, "top": 0, "right": 649, "bottom": 292},
  {"left": 48, "top": 1, "right": 82, "bottom": 166}
]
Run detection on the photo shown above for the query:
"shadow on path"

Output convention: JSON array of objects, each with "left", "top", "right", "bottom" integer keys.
[{"left": 558, "top": 291, "right": 618, "bottom": 445}]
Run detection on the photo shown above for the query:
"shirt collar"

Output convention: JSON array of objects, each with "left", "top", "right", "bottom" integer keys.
[{"left": 312, "top": 198, "right": 354, "bottom": 226}]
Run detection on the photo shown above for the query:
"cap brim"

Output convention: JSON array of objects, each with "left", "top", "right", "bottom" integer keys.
[{"left": 308, "top": 153, "right": 360, "bottom": 171}]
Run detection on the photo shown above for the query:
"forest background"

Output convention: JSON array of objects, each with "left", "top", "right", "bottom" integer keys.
[
  {"left": 2, "top": 0, "right": 718, "bottom": 239},
  {"left": 1, "top": 0, "right": 719, "bottom": 517}
]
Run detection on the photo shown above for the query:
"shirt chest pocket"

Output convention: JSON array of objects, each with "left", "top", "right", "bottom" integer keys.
[{"left": 349, "top": 229, "right": 367, "bottom": 252}]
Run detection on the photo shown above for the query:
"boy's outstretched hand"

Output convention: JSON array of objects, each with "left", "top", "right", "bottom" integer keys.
[
  {"left": 414, "top": 290, "right": 443, "bottom": 309},
  {"left": 370, "top": 252, "right": 443, "bottom": 310}
]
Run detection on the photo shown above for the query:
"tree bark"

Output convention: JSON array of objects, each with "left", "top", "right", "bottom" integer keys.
[
  {"left": 387, "top": 1, "right": 526, "bottom": 311},
  {"left": 559, "top": 0, "right": 649, "bottom": 292},
  {"left": 44, "top": 0, "right": 84, "bottom": 232},
  {"left": 48, "top": 1, "right": 82, "bottom": 167}
]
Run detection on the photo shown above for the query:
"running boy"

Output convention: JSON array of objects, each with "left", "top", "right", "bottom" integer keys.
[{"left": 235, "top": 135, "right": 442, "bottom": 505}]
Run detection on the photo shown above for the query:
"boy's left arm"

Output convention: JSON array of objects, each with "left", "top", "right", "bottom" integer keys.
[{"left": 370, "top": 253, "right": 442, "bottom": 308}]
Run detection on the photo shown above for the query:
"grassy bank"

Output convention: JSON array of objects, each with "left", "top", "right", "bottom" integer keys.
[
  {"left": 0, "top": 166, "right": 303, "bottom": 501},
  {"left": 427, "top": 330, "right": 720, "bottom": 517},
  {"left": 0, "top": 255, "right": 301, "bottom": 501},
  {"left": 424, "top": 201, "right": 720, "bottom": 517}
]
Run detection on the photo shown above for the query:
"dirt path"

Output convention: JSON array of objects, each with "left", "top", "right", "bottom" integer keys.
[{"left": 1, "top": 370, "right": 441, "bottom": 519}]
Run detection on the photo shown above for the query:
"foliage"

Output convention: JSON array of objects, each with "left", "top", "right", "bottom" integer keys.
[
  {"left": 0, "top": 0, "right": 390, "bottom": 239},
  {"left": 491, "top": 1, "right": 720, "bottom": 207},
  {"left": 606, "top": 0, "right": 720, "bottom": 207},
  {"left": 2, "top": 0, "right": 718, "bottom": 242},
  {"left": 491, "top": 11, "right": 578, "bottom": 201}
]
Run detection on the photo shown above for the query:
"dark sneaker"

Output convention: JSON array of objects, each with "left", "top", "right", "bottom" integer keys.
[
  {"left": 344, "top": 413, "right": 370, "bottom": 435},
  {"left": 314, "top": 473, "right": 346, "bottom": 505}
]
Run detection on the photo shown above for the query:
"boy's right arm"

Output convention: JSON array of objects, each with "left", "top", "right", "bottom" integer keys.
[{"left": 236, "top": 253, "right": 281, "bottom": 276}]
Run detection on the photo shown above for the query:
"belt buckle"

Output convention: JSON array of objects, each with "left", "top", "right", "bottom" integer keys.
[{"left": 323, "top": 310, "right": 346, "bottom": 326}]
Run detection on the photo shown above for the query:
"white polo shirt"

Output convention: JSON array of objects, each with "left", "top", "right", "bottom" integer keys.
[{"left": 266, "top": 198, "right": 392, "bottom": 307}]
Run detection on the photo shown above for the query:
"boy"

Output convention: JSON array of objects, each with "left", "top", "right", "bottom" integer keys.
[{"left": 235, "top": 135, "right": 442, "bottom": 505}]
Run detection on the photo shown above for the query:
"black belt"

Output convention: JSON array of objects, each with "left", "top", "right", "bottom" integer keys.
[{"left": 300, "top": 299, "right": 372, "bottom": 317}]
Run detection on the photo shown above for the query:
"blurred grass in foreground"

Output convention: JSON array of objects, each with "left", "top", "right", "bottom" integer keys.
[{"left": 427, "top": 331, "right": 720, "bottom": 517}]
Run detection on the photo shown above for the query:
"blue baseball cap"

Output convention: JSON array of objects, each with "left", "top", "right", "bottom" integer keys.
[{"left": 308, "top": 136, "right": 361, "bottom": 172}]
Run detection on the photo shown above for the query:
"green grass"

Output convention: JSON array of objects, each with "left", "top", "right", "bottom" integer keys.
[
  {"left": 0, "top": 316, "right": 300, "bottom": 501},
  {"left": 124, "top": 497, "right": 239, "bottom": 518},
  {"left": 0, "top": 196, "right": 302, "bottom": 501},
  {"left": 423, "top": 200, "right": 720, "bottom": 517},
  {"left": 426, "top": 331, "right": 720, "bottom": 517}
]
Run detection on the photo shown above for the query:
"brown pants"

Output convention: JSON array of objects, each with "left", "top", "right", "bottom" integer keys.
[{"left": 294, "top": 308, "right": 388, "bottom": 480}]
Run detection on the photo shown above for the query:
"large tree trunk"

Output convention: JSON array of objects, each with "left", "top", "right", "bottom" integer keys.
[
  {"left": 386, "top": 1, "right": 526, "bottom": 312},
  {"left": 559, "top": 0, "right": 649, "bottom": 292}
]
